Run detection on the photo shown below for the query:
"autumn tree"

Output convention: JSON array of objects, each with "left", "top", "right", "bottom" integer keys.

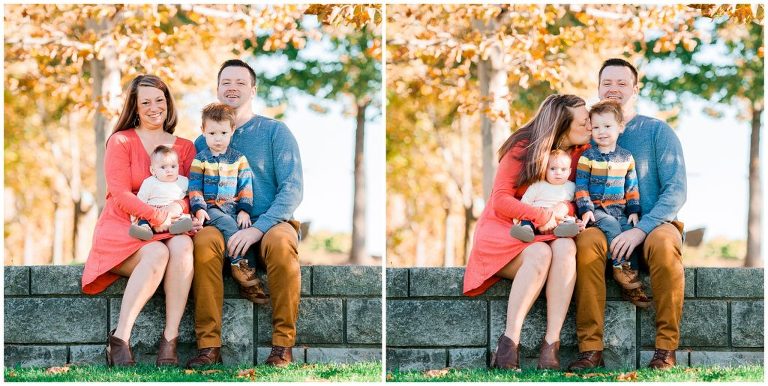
[
  {"left": 640, "top": 4, "right": 764, "bottom": 267},
  {"left": 247, "top": 5, "right": 382, "bottom": 263}
]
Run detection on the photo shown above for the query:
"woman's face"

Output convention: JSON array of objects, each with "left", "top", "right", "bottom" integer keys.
[
  {"left": 562, "top": 106, "right": 591, "bottom": 147},
  {"left": 136, "top": 86, "right": 167, "bottom": 130}
]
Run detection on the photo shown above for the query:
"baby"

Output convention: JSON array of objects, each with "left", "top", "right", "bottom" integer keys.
[
  {"left": 189, "top": 103, "right": 267, "bottom": 304},
  {"left": 509, "top": 149, "right": 580, "bottom": 243},
  {"left": 575, "top": 99, "right": 650, "bottom": 308},
  {"left": 129, "top": 145, "right": 193, "bottom": 240}
]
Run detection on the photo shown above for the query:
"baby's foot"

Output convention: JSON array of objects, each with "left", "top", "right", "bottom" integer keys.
[
  {"left": 554, "top": 222, "right": 580, "bottom": 238},
  {"left": 509, "top": 225, "right": 535, "bottom": 243},
  {"left": 169, "top": 217, "right": 193, "bottom": 234},
  {"left": 129, "top": 223, "right": 154, "bottom": 241}
]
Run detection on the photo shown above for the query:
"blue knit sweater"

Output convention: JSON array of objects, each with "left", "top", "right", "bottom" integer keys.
[
  {"left": 188, "top": 147, "right": 254, "bottom": 216},
  {"left": 195, "top": 115, "right": 303, "bottom": 234}
]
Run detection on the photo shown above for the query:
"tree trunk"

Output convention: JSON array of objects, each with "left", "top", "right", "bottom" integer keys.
[
  {"left": 460, "top": 114, "right": 475, "bottom": 265},
  {"left": 744, "top": 104, "right": 762, "bottom": 267},
  {"left": 415, "top": 226, "right": 427, "bottom": 266},
  {"left": 53, "top": 206, "right": 66, "bottom": 265},
  {"left": 90, "top": 22, "right": 122, "bottom": 213},
  {"left": 349, "top": 102, "right": 368, "bottom": 264},
  {"left": 443, "top": 209, "right": 456, "bottom": 267},
  {"left": 476, "top": 20, "right": 510, "bottom": 201}
]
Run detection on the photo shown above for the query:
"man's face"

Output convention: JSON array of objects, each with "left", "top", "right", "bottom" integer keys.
[
  {"left": 598, "top": 66, "right": 638, "bottom": 108},
  {"left": 217, "top": 66, "right": 255, "bottom": 110}
]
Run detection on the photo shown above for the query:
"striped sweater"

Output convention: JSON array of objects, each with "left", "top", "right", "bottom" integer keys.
[
  {"left": 575, "top": 146, "right": 640, "bottom": 217},
  {"left": 188, "top": 147, "right": 254, "bottom": 216}
]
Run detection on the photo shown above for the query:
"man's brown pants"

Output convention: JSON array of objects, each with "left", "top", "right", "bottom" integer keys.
[
  {"left": 574, "top": 221, "right": 684, "bottom": 352},
  {"left": 191, "top": 222, "right": 301, "bottom": 349}
]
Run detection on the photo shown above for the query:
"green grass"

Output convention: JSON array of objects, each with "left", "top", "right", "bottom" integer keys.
[
  {"left": 387, "top": 365, "right": 764, "bottom": 382},
  {"left": 4, "top": 362, "right": 382, "bottom": 382}
]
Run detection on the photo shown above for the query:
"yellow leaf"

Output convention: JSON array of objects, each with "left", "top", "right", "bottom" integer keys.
[
  {"left": 201, "top": 369, "right": 221, "bottom": 374},
  {"left": 424, "top": 368, "right": 450, "bottom": 377},
  {"left": 184, "top": 369, "right": 196, "bottom": 374},
  {"left": 45, "top": 366, "right": 70, "bottom": 374},
  {"left": 617, "top": 371, "right": 638, "bottom": 381}
]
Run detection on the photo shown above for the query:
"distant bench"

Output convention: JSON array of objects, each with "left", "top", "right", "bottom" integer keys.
[
  {"left": 4, "top": 265, "right": 382, "bottom": 368},
  {"left": 386, "top": 267, "right": 764, "bottom": 371}
]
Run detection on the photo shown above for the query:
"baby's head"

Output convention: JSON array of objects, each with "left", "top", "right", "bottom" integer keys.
[
  {"left": 201, "top": 103, "right": 237, "bottom": 155},
  {"left": 150, "top": 145, "right": 180, "bottom": 182},
  {"left": 545, "top": 149, "right": 572, "bottom": 185},
  {"left": 588, "top": 100, "right": 625, "bottom": 149}
]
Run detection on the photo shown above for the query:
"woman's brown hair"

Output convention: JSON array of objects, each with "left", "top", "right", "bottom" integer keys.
[
  {"left": 112, "top": 75, "right": 178, "bottom": 135},
  {"left": 497, "top": 94, "right": 585, "bottom": 187}
]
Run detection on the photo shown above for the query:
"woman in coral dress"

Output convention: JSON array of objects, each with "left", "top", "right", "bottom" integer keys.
[
  {"left": 81, "top": 75, "right": 201, "bottom": 366},
  {"left": 463, "top": 94, "right": 592, "bottom": 370}
]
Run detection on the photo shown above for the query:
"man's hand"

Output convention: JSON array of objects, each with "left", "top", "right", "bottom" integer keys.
[
  {"left": 581, "top": 211, "right": 595, "bottom": 225},
  {"left": 228, "top": 227, "right": 264, "bottom": 257},
  {"left": 610, "top": 227, "right": 647, "bottom": 262},
  {"left": 237, "top": 211, "right": 252, "bottom": 229},
  {"left": 627, "top": 213, "right": 639, "bottom": 227}
]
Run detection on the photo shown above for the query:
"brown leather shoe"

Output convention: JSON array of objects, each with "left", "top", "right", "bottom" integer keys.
[
  {"left": 612, "top": 262, "right": 642, "bottom": 290},
  {"left": 156, "top": 334, "right": 179, "bottom": 366},
  {"left": 107, "top": 329, "right": 136, "bottom": 367},
  {"left": 490, "top": 334, "right": 520, "bottom": 370},
  {"left": 185, "top": 347, "right": 222, "bottom": 369},
  {"left": 239, "top": 282, "right": 270, "bottom": 305},
  {"left": 537, "top": 340, "right": 560, "bottom": 370},
  {"left": 648, "top": 349, "right": 676, "bottom": 370},
  {"left": 265, "top": 346, "right": 293, "bottom": 367},
  {"left": 622, "top": 286, "right": 653, "bottom": 309},
  {"left": 567, "top": 350, "right": 604, "bottom": 371},
  {"left": 231, "top": 259, "right": 261, "bottom": 287}
]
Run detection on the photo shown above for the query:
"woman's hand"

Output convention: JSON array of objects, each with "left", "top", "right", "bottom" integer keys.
[
  {"left": 165, "top": 202, "right": 184, "bottom": 221},
  {"left": 538, "top": 213, "right": 558, "bottom": 232},
  {"left": 552, "top": 202, "right": 570, "bottom": 221},
  {"left": 152, "top": 207, "right": 172, "bottom": 232}
]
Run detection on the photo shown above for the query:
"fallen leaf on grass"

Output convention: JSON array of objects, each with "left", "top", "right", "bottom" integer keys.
[
  {"left": 201, "top": 369, "right": 221, "bottom": 375},
  {"left": 617, "top": 371, "right": 638, "bottom": 381},
  {"left": 684, "top": 368, "right": 698, "bottom": 373},
  {"left": 386, "top": 373, "right": 393, "bottom": 381},
  {"left": 236, "top": 369, "right": 257, "bottom": 380},
  {"left": 424, "top": 368, "right": 450, "bottom": 377},
  {"left": 45, "top": 366, "right": 70, "bottom": 375},
  {"left": 581, "top": 372, "right": 603, "bottom": 378},
  {"left": 564, "top": 372, "right": 578, "bottom": 377},
  {"left": 184, "top": 369, "right": 196, "bottom": 374},
  {"left": 7, "top": 371, "right": 16, "bottom": 377}
]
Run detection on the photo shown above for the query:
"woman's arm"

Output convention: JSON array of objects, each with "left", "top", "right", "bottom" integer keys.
[
  {"left": 491, "top": 150, "right": 552, "bottom": 227},
  {"left": 105, "top": 134, "right": 166, "bottom": 226}
]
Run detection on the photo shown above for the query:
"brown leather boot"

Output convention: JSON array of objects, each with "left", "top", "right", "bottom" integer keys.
[
  {"left": 107, "top": 329, "right": 136, "bottom": 367},
  {"left": 622, "top": 286, "right": 653, "bottom": 309},
  {"left": 155, "top": 334, "right": 179, "bottom": 366},
  {"left": 537, "top": 340, "right": 560, "bottom": 370},
  {"left": 231, "top": 259, "right": 261, "bottom": 287},
  {"left": 648, "top": 349, "right": 676, "bottom": 370},
  {"left": 185, "top": 347, "right": 222, "bottom": 369},
  {"left": 567, "top": 350, "right": 604, "bottom": 371},
  {"left": 239, "top": 282, "right": 270, "bottom": 305},
  {"left": 490, "top": 334, "right": 520, "bottom": 370},
  {"left": 265, "top": 346, "right": 293, "bottom": 367},
  {"left": 612, "top": 262, "right": 642, "bottom": 290}
]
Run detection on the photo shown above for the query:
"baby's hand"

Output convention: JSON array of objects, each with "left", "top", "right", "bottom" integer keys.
[
  {"left": 627, "top": 213, "right": 639, "bottom": 226},
  {"left": 195, "top": 209, "right": 210, "bottom": 224},
  {"left": 581, "top": 211, "right": 595, "bottom": 225},
  {"left": 237, "top": 210, "right": 252, "bottom": 229}
]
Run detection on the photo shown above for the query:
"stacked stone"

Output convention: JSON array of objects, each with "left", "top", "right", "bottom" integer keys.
[
  {"left": 4, "top": 265, "right": 382, "bottom": 367},
  {"left": 386, "top": 267, "right": 763, "bottom": 371}
]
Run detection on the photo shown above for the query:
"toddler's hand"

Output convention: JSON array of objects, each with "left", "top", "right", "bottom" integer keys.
[
  {"left": 576, "top": 219, "right": 587, "bottom": 231},
  {"left": 237, "top": 211, "right": 252, "bottom": 229},
  {"left": 627, "top": 213, "right": 639, "bottom": 226},
  {"left": 195, "top": 209, "right": 210, "bottom": 224},
  {"left": 581, "top": 211, "right": 595, "bottom": 225}
]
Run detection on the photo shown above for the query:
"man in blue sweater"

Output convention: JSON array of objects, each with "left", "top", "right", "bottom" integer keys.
[
  {"left": 187, "top": 59, "right": 304, "bottom": 368},
  {"left": 568, "top": 58, "right": 687, "bottom": 371}
]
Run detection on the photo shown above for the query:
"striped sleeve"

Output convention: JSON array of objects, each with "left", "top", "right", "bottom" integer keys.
[
  {"left": 188, "top": 156, "right": 207, "bottom": 215},
  {"left": 574, "top": 154, "right": 594, "bottom": 216},
  {"left": 235, "top": 155, "right": 254, "bottom": 214},
  {"left": 624, "top": 156, "right": 641, "bottom": 214}
]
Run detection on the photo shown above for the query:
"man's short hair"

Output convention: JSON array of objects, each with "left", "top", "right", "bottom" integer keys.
[
  {"left": 589, "top": 99, "right": 624, "bottom": 125},
  {"left": 151, "top": 144, "right": 178, "bottom": 160},
  {"left": 201, "top": 103, "right": 237, "bottom": 129},
  {"left": 217, "top": 59, "right": 257, "bottom": 87},
  {"left": 599, "top": 58, "right": 639, "bottom": 85}
]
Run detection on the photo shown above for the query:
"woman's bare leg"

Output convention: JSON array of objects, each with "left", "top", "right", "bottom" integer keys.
[
  {"left": 110, "top": 242, "right": 170, "bottom": 341},
  {"left": 496, "top": 242, "right": 553, "bottom": 344},
  {"left": 544, "top": 238, "right": 577, "bottom": 344},
  {"left": 162, "top": 235, "right": 194, "bottom": 340}
]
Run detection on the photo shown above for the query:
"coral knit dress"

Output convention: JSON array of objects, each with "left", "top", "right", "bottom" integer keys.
[
  {"left": 81, "top": 129, "right": 195, "bottom": 295},
  {"left": 463, "top": 142, "right": 589, "bottom": 296}
]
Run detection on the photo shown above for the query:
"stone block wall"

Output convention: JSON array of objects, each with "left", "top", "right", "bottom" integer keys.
[
  {"left": 5, "top": 265, "right": 382, "bottom": 368},
  {"left": 386, "top": 267, "right": 764, "bottom": 371}
]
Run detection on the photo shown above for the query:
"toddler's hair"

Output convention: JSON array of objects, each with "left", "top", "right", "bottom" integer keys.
[
  {"left": 549, "top": 149, "right": 571, "bottom": 163},
  {"left": 151, "top": 145, "right": 178, "bottom": 160},
  {"left": 202, "top": 103, "right": 236, "bottom": 129},
  {"left": 589, "top": 100, "right": 624, "bottom": 125}
]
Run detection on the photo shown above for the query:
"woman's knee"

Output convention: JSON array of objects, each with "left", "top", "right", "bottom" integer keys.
[
  {"left": 141, "top": 242, "right": 170, "bottom": 273},
  {"left": 550, "top": 238, "right": 577, "bottom": 267},
  {"left": 167, "top": 235, "right": 194, "bottom": 263},
  {"left": 521, "top": 242, "right": 552, "bottom": 275}
]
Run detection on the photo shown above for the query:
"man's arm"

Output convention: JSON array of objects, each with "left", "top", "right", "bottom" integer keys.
[{"left": 634, "top": 124, "right": 687, "bottom": 234}]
